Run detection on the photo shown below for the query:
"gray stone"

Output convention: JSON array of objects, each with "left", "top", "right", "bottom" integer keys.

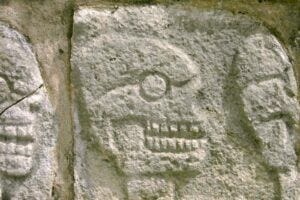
[
  {"left": 71, "top": 6, "right": 300, "bottom": 200},
  {"left": 0, "top": 22, "right": 56, "bottom": 199}
]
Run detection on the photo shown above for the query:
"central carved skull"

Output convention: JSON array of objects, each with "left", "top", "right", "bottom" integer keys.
[{"left": 90, "top": 37, "right": 211, "bottom": 175}]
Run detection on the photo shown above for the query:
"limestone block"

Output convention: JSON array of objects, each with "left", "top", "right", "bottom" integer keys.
[
  {"left": 71, "top": 6, "right": 300, "bottom": 200},
  {"left": 0, "top": 22, "right": 56, "bottom": 199}
]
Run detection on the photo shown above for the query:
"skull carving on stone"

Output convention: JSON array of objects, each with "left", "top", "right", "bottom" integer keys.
[
  {"left": 94, "top": 38, "right": 211, "bottom": 175},
  {"left": 0, "top": 22, "right": 55, "bottom": 199},
  {"left": 72, "top": 7, "right": 300, "bottom": 200}
]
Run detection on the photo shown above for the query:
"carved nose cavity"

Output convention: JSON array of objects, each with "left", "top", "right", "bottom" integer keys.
[{"left": 140, "top": 73, "right": 168, "bottom": 101}]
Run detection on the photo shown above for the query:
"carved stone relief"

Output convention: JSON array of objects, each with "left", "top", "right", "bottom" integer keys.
[
  {"left": 71, "top": 6, "right": 300, "bottom": 200},
  {"left": 0, "top": 22, "right": 56, "bottom": 199}
]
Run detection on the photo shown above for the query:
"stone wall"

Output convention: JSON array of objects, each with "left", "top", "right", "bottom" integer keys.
[{"left": 0, "top": 0, "right": 299, "bottom": 199}]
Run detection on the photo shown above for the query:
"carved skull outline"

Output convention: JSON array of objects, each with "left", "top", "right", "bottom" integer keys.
[
  {"left": 0, "top": 23, "right": 44, "bottom": 177},
  {"left": 86, "top": 37, "right": 214, "bottom": 175}
]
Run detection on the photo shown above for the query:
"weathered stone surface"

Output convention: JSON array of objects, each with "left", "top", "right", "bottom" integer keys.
[
  {"left": 71, "top": 6, "right": 300, "bottom": 200},
  {"left": 0, "top": 22, "right": 56, "bottom": 199}
]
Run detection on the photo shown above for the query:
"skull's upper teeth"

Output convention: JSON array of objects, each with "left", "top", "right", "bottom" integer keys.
[
  {"left": 169, "top": 124, "right": 178, "bottom": 132},
  {"left": 160, "top": 123, "right": 168, "bottom": 132},
  {"left": 179, "top": 124, "right": 188, "bottom": 132},
  {"left": 190, "top": 125, "right": 199, "bottom": 133},
  {"left": 152, "top": 123, "right": 160, "bottom": 132},
  {"left": 0, "top": 124, "right": 34, "bottom": 145},
  {"left": 0, "top": 141, "right": 33, "bottom": 157},
  {"left": 0, "top": 124, "right": 34, "bottom": 157},
  {"left": 145, "top": 121, "right": 203, "bottom": 137}
]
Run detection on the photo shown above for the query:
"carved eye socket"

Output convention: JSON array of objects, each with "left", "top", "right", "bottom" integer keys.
[{"left": 140, "top": 73, "right": 167, "bottom": 101}]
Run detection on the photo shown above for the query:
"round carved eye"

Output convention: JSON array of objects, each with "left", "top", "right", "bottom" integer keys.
[{"left": 140, "top": 74, "right": 167, "bottom": 101}]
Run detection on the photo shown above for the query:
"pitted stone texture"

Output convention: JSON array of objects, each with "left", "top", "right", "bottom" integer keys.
[
  {"left": 72, "top": 6, "right": 300, "bottom": 200},
  {"left": 0, "top": 22, "right": 56, "bottom": 199}
]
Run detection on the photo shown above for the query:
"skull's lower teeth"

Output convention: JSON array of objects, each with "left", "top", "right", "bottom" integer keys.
[
  {"left": 0, "top": 124, "right": 34, "bottom": 143},
  {"left": 145, "top": 136, "right": 200, "bottom": 152},
  {"left": 0, "top": 141, "right": 33, "bottom": 157}
]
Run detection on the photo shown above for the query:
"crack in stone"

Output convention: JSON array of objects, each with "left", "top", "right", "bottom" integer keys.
[{"left": 0, "top": 84, "right": 43, "bottom": 116}]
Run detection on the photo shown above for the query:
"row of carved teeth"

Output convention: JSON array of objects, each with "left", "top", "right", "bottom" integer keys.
[
  {"left": 145, "top": 136, "right": 200, "bottom": 152},
  {"left": 0, "top": 125, "right": 34, "bottom": 142},
  {"left": 146, "top": 121, "right": 201, "bottom": 133},
  {"left": 145, "top": 121, "right": 205, "bottom": 139},
  {"left": 0, "top": 141, "right": 33, "bottom": 157}
]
